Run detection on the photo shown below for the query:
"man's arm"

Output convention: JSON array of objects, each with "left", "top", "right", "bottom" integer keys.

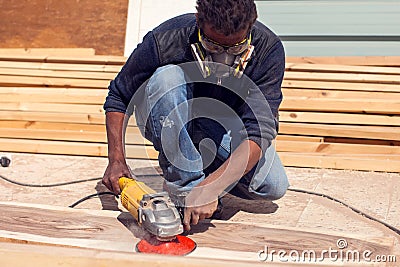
[
  {"left": 183, "top": 40, "right": 285, "bottom": 230},
  {"left": 102, "top": 111, "right": 133, "bottom": 194},
  {"left": 183, "top": 139, "right": 261, "bottom": 230}
]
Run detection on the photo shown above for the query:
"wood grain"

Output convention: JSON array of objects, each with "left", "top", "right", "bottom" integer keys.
[{"left": 0, "top": 202, "right": 393, "bottom": 265}]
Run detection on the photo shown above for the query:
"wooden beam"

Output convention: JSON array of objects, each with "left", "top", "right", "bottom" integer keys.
[
  {"left": 0, "top": 55, "right": 126, "bottom": 65},
  {"left": 0, "top": 138, "right": 158, "bottom": 159},
  {"left": 0, "top": 88, "right": 107, "bottom": 104},
  {"left": 0, "top": 75, "right": 109, "bottom": 88},
  {"left": 0, "top": 120, "right": 107, "bottom": 131},
  {"left": 286, "top": 63, "right": 400, "bottom": 75},
  {"left": 0, "top": 111, "right": 106, "bottom": 125},
  {"left": 286, "top": 56, "right": 400, "bottom": 67},
  {"left": 0, "top": 127, "right": 150, "bottom": 145},
  {"left": 0, "top": 102, "right": 104, "bottom": 114},
  {"left": 276, "top": 135, "right": 323, "bottom": 142},
  {"left": 279, "top": 111, "right": 400, "bottom": 126},
  {"left": 0, "top": 121, "right": 139, "bottom": 135},
  {"left": 279, "top": 123, "right": 400, "bottom": 141},
  {"left": 284, "top": 71, "right": 400, "bottom": 85},
  {"left": 0, "top": 61, "right": 121, "bottom": 72},
  {"left": 280, "top": 97, "right": 400, "bottom": 115},
  {"left": 0, "top": 48, "right": 96, "bottom": 56},
  {"left": 282, "top": 80, "right": 400, "bottom": 93},
  {"left": 0, "top": 242, "right": 283, "bottom": 267},
  {"left": 282, "top": 88, "right": 400, "bottom": 100},
  {"left": 0, "top": 67, "right": 116, "bottom": 80}
]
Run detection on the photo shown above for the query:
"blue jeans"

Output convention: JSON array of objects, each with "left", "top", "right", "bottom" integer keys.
[{"left": 134, "top": 65, "right": 289, "bottom": 206}]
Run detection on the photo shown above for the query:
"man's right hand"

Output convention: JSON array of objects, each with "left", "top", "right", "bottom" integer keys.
[{"left": 102, "top": 161, "right": 132, "bottom": 195}]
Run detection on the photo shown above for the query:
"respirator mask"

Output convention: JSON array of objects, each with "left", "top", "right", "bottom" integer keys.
[{"left": 191, "top": 29, "right": 254, "bottom": 85}]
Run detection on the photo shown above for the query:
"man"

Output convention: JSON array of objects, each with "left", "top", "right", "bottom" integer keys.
[{"left": 103, "top": 0, "right": 289, "bottom": 231}]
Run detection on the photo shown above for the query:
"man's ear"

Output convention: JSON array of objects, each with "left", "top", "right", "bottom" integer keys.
[{"left": 195, "top": 13, "right": 199, "bottom": 24}]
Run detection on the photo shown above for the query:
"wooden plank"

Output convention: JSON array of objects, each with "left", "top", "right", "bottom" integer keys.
[
  {"left": 286, "top": 56, "right": 400, "bottom": 67},
  {"left": 0, "top": 202, "right": 392, "bottom": 265},
  {"left": 279, "top": 123, "right": 400, "bottom": 141},
  {"left": 0, "top": 242, "right": 278, "bottom": 267},
  {"left": 0, "top": 75, "right": 109, "bottom": 88},
  {"left": 0, "top": 121, "right": 139, "bottom": 135},
  {"left": 282, "top": 88, "right": 400, "bottom": 100},
  {"left": 0, "top": 111, "right": 106, "bottom": 125},
  {"left": 0, "top": 102, "right": 104, "bottom": 114},
  {"left": 0, "top": 67, "right": 116, "bottom": 80},
  {"left": 0, "top": 138, "right": 158, "bottom": 159},
  {"left": 0, "top": 55, "right": 126, "bottom": 65},
  {"left": 279, "top": 152, "right": 400, "bottom": 173},
  {"left": 286, "top": 63, "right": 400, "bottom": 75},
  {"left": 0, "top": 88, "right": 107, "bottom": 104},
  {"left": 282, "top": 80, "right": 400, "bottom": 93},
  {"left": 276, "top": 135, "right": 323, "bottom": 142},
  {"left": 0, "top": 48, "right": 96, "bottom": 56},
  {"left": 0, "top": 120, "right": 107, "bottom": 131},
  {"left": 324, "top": 137, "right": 400, "bottom": 147},
  {"left": 276, "top": 140, "right": 400, "bottom": 155},
  {"left": 0, "top": 127, "right": 151, "bottom": 145},
  {"left": 0, "top": 112, "right": 137, "bottom": 126},
  {"left": 0, "top": 61, "right": 121, "bottom": 72},
  {"left": 284, "top": 71, "right": 400, "bottom": 85},
  {"left": 280, "top": 97, "right": 400, "bottom": 115},
  {"left": 279, "top": 111, "right": 400, "bottom": 126}
]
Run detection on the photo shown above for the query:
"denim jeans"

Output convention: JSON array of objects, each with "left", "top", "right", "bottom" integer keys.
[{"left": 134, "top": 65, "right": 289, "bottom": 206}]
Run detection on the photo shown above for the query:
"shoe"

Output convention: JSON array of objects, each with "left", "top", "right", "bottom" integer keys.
[{"left": 210, "top": 199, "right": 224, "bottom": 219}]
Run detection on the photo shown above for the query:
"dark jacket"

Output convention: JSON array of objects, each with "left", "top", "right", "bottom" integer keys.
[{"left": 104, "top": 13, "right": 285, "bottom": 152}]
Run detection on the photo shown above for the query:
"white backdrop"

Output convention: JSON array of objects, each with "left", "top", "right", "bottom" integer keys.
[{"left": 124, "top": 0, "right": 197, "bottom": 56}]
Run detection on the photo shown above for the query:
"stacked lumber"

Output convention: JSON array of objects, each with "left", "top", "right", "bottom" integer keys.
[
  {"left": 0, "top": 49, "right": 155, "bottom": 160},
  {"left": 0, "top": 50, "right": 399, "bottom": 172},
  {"left": 279, "top": 59, "right": 400, "bottom": 172}
]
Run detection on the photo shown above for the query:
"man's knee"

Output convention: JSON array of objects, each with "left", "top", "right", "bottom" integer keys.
[
  {"left": 146, "top": 64, "right": 186, "bottom": 97},
  {"left": 250, "top": 173, "right": 289, "bottom": 200}
]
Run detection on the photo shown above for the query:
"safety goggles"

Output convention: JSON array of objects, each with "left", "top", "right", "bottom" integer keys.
[{"left": 198, "top": 29, "right": 251, "bottom": 55}]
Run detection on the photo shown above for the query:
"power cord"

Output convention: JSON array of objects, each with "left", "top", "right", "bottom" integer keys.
[
  {"left": 288, "top": 188, "right": 400, "bottom": 236},
  {"left": 0, "top": 171, "right": 158, "bottom": 208},
  {"left": 0, "top": 174, "right": 102, "bottom": 187},
  {"left": 68, "top": 192, "right": 118, "bottom": 208}
]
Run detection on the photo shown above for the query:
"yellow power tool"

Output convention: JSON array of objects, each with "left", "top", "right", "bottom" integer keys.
[{"left": 119, "top": 177, "right": 183, "bottom": 241}]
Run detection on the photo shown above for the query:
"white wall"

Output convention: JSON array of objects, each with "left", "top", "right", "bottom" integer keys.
[{"left": 124, "top": 0, "right": 197, "bottom": 56}]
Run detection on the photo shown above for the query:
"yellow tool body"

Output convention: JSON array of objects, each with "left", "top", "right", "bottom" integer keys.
[
  {"left": 119, "top": 177, "right": 156, "bottom": 222},
  {"left": 119, "top": 177, "right": 183, "bottom": 240}
]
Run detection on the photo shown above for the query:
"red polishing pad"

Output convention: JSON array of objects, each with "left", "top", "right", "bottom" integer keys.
[{"left": 136, "top": 235, "right": 196, "bottom": 256}]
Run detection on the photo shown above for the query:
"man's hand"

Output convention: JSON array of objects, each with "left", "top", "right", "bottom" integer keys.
[
  {"left": 102, "top": 161, "right": 132, "bottom": 194},
  {"left": 183, "top": 199, "right": 218, "bottom": 231},
  {"left": 182, "top": 182, "right": 219, "bottom": 231}
]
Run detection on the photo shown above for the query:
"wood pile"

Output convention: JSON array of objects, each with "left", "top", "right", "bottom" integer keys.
[
  {"left": 279, "top": 59, "right": 400, "bottom": 172},
  {"left": 0, "top": 50, "right": 399, "bottom": 172}
]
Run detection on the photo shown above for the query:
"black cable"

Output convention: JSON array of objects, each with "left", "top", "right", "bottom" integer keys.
[
  {"left": 288, "top": 187, "right": 400, "bottom": 236},
  {"left": 68, "top": 192, "right": 118, "bottom": 208},
  {"left": 0, "top": 174, "right": 102, "bottom": 187},
  {"left": 0, "top": 171, "right": 157, "bottom": 188}
]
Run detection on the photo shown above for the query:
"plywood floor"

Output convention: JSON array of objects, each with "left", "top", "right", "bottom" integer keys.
[{"left": 0, "top": 152, "right": 399, "bottom": 265}]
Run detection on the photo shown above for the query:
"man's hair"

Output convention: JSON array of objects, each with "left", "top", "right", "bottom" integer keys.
[{"left": 196, "top": 0, "right": 258, "bottom": 36}]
